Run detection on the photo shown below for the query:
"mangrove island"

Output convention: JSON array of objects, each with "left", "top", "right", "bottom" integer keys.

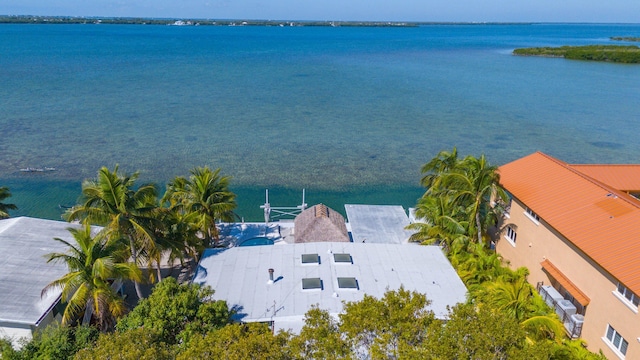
[{"left": 513, "top": 44, "right": 640, "bottom": 63}]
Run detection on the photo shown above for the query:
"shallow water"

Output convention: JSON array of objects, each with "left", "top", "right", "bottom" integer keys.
[{"left": 1, "top": 23, "right": 639, "bottom": 220}]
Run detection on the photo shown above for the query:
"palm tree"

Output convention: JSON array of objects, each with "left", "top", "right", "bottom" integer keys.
[
  {"left": 42, "top": 225, "right": 142, "bottom": 331},
  {"left": 439, "top": 154, "right": 508, "bottom": 245},
  {"left": 406, "top": 195, "right": 469, "bottom": 252},
  {"left": 65, "top": 165, "right": 160, "bottom": 299},
  {"left": 420, "top": 147, "right": 459, "bottom": 192},
  {"left": 162, "top": 166, "right": 237, "bottom": 248},
  {"left": 475, "top": 275, "right": 565, "bottom": 343},
  {"left": 0, "top": 186, "right": 17, "bottom": 219}
]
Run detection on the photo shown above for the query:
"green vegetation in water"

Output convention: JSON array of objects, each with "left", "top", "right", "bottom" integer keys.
[
  {"left": 611, "top": 36, "right": 640, "bottom": 42},
  {"left": 513, "top": 45, "right": 640, "bottom": 63}
]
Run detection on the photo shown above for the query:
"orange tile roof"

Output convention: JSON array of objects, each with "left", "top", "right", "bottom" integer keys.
[
  {"left": 499, "top": 152, "right": 640, "bottom": 297},
  {"left": 569, "top": 164, "right": 640, "bottom": 192}
]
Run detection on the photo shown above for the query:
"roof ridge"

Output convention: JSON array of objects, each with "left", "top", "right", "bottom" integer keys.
[{"left": 538, "top": 152, "right": 640, "bottom": 210}]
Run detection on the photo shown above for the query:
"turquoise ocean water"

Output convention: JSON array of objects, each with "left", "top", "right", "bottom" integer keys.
[{"left": 1, "top": 23, "right": 639, "bottom": 220}]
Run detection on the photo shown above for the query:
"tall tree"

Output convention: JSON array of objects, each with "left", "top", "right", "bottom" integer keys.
[
  {"left": 420, "top": 147, "right": 460, "bottom": 191},
  {"left": 406, "top": 195, "right": 469, "bottom": 252},
  {"left": 42, "top": 225, "right": 142, "bottom": 331},
  {"left": 116, "top": 277, "right": 231, "bottom": 346},
  {"left": 0, "top": 186, "right": 17, "bottom": 219},
  {"left": 339, "top": 287, "right": 435, "bottom": 359},
  {"left": 473, "top": 275, "right": 565, "bottom": 343},
  {"left": 162, "top": 166, "right": 236, "bottom": 248},
  {"left": 65, "top": 165, "right": 160, "bottom": 299},
  {"left": 290, "top": 306, "right": 352, "bottom": 360},
  {"left": 439, "top": 154, "right": 508, "bottom": 245}
]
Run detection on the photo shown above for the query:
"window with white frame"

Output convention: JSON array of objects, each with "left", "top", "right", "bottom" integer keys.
[
  {"left": 604, "top": 324, "right": 628, "bottom": 357},
  {"left": 504, "top": 226, "right": 517, "bottom": 245},
  {"left": 524, "top": 207, "right": 540, "bottom": 224},
  {"left": 616, "top": 282, "right": 640, "bottom": 308}
]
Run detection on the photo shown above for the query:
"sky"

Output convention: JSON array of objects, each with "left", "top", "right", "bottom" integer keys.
[{"left": 1, "top": 0, "right": 639, "bottom": 23}]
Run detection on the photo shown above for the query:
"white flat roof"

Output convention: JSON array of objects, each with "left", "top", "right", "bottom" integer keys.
[
  {"left": 193, "top": 242, "right": 467, "bottom": 332},
  {"left": 345, "top": 204, "right": 415, "bottom": 244},
  {"left": 0, "top": 217, "right": 84, "bottom": 325}
]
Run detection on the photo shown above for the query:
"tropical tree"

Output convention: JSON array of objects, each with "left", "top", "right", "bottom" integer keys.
[
  {"left": 339, "top": 287, "right": 435, "bottom": 359},
  {"left": 425, "top": 302, "right": 538, "bottom": 360},
  {"left": 438, "top": 154, "right": 508, "bottom": 245},
  {"left": 420, "top": 147, "right": 460, "bottom": 191},
  {"left": 64, "top": 165, "right": 160, "bottom": 299},
  {"left": 162, "top": 166, "right": 237, "bottom": 248},
  {"left": 176, "top": 323, "right": 292, "bottom": 360},
  {"left": 406, "top": 195, "right": 469, "bottom": 252},
  {"left": 472, "top": 274, "right": 565, "bottom": 343},
  {"left": 116, "top": 277, "right": 231, "bottom": 346},
  {"left": 42, "top": 225, "right": 142, "bottom": 331},
  {"left": 290, "top": 306, "right": 352, "bottom": 360},
  {"left": 0, "top": 186, "right": 17, "bottom": 219}
]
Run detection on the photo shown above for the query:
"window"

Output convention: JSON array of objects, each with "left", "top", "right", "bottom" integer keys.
[
  {"left": 302, "top": 278, "right": 323, "bottom": 290},
  {"left": 301, "top": 253, "right": 319, "bottom": 264},
  {"left": 337, "top": 277, "right": 359, "bottom": 289},
  {"left": 615, "top": 282, "right": 639, "bottom": 309},
  {"left": 604, "top": 325, "right": 628, "bottom": 357},
  {"left": 524, "top": 207, "right": 540, "bottom": 224},
  {"left": 505, "top": 226, "right": 517, "bottom": 245},
  {"left": 333, "top": 253, "right": 352, "bottom": 263}
]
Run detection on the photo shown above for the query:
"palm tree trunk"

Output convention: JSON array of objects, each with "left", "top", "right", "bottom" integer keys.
[
  {"left": 156, "top": 256, "right": 163, "bottom": 282},
  {"left": 128, "top": 237, "right": 144, "bottom": 299},
  {"left": 476, "top": 205, "right": 483, "bottom": 246}
]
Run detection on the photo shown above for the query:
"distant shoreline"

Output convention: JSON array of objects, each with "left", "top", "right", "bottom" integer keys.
[{"left": 0, "top": 15, "right": 533, "bottom": 27}]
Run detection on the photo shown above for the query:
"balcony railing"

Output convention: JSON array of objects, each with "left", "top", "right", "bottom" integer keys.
[{"left": 537, "top": 283, "right": 584, "bottom": 339}]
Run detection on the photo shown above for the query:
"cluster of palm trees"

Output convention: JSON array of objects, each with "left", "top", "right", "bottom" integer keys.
[
  {"left": 407, "top": 147, "right": 508, "bottom": 251},
  {"left": 42, "top": 165, "right": 237, "bottom": 331},
  {"left": 408, "top": 148, "right": 570, "bottom": 345}
]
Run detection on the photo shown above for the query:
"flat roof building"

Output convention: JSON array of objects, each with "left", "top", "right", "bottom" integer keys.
[
  {"left": 0, "top": 217, "right": 85, "bottom": 346},
  {"left": 193, "top": 242, "right": 467, "bottom": 333}
]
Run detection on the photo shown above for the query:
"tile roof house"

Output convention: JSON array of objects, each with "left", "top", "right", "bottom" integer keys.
[{"left": 496, "top": 152, "right": 640, "bottom": 360}]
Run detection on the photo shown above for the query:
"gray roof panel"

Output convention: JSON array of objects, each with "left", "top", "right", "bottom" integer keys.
[
  {"left": 0, "top": 217, "right": 89, "bottom": 325},
  {"left": 345, "top": 204, "right": 415, "bottom": 244}
]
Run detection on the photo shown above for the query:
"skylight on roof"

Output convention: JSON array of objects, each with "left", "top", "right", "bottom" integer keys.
[
  {"left": 301, "top": 253, "right": 320, "bottom": 264},
  {"left": 337, "top": 277, "right": 358, "bottom": 289},
  {"left": 333, "top": 253, "right": 352, "bottom": 263},
  {"left": 302, "top": 278, "right": 323, "bottom": 290}
]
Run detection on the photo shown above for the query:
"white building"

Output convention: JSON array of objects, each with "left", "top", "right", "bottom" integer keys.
[{"left": 0, "top": 217, "right": 82, "bottom": 346}]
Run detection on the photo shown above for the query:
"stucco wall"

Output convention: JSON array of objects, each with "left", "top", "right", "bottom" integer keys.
[{"left": 496, "top": 198, "right": 640, "bottom": 359}]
